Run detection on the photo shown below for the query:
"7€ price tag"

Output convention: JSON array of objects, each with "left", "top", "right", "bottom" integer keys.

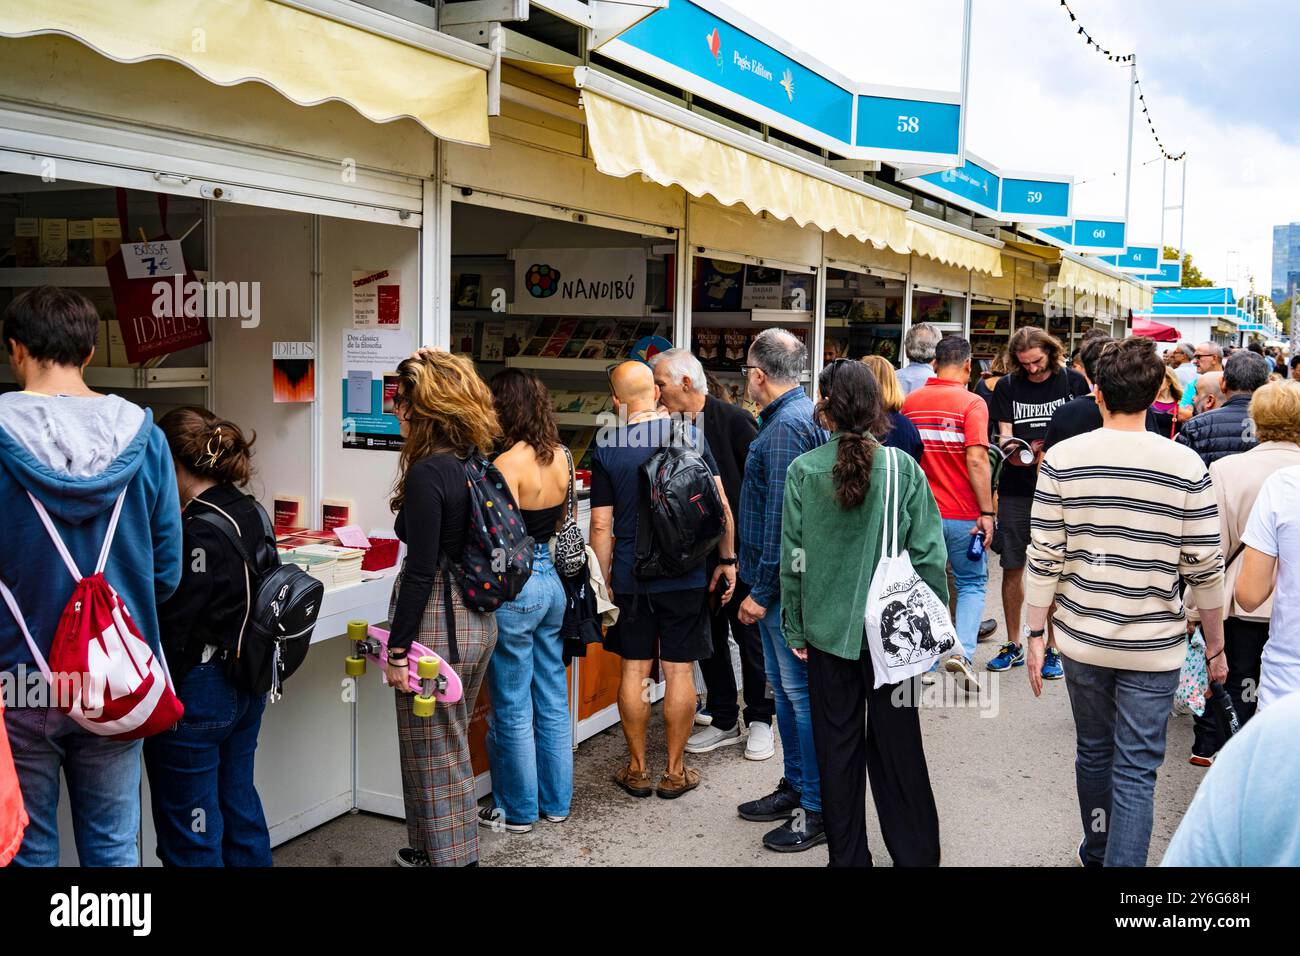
[{"left": 122, "top": 239, "right": 186, "bottom": 280}]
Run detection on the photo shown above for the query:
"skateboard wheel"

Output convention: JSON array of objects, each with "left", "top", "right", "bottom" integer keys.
[
  {"left": 347, "top": 620, "right": 368, "bottom": 641},
  {"left": 412, "top": 694, "right": 436, "bottom": 718},
  {"left": 345, "top": 655, "right": 367, "bottom": 677},
  {"left": 416, "top": 656, "right": 440, "bottom": 680}
]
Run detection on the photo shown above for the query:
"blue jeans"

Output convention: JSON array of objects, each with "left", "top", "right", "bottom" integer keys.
[
  {"left": 486, "top": 546, "right": 571, "bottom": 823},
  {"left": 142, "top": 662, "right": 272, "bottom": 866},
  {"left": 758, "top": 600, "right": 821, "bottom": 813},
  {"left": 3, "top": 705, "right": 142, "bottom": 866},
  {"left": 942, "top": 518, "right": 988, "bottom": 661},
  {"left": 1063, "top": 655, "right": 1180, "bottom": 867}
]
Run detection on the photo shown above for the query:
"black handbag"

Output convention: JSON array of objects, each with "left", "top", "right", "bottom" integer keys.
[{"left": 553, "top": 445, "right": 587, "bottom": 578}]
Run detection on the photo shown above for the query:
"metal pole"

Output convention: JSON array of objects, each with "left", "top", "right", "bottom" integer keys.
[
  {"left": 957, "top": 0, "right": 973, "bottom": 161},
  {"left": 1291, "top": 291, "right": 1298, "bottom": 354},
  {"left": 1124, "top": 56, "right": 1136, "bottom": 224},
  {"left": 1178, "top": 156, "right": 1187, "bottom": 274},
  {"left": 1159, "top": 158, "right": 1167, "bottom": 255}
]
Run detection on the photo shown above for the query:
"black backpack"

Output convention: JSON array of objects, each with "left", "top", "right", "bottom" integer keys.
[
  {"left": 435, "top": 452, "right": 533, "bottom": 664},
  {"left": 193, "top": 497, "right": 324, "bottom": 700},
  {"left": 633, "top": 421, "right": 725, "bottom": 580}
]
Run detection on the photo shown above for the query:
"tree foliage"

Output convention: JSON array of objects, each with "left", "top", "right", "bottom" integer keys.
[{"left": 1163, "top": 246, "right": 1214, "bottom": 288}]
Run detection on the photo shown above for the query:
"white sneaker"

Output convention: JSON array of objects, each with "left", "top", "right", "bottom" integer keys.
[
  {"left": 744, "top": 721, "right": 775, "bottom": 761},
  {"left": 943, "top": 655, "right": 980, "bottom": 694},
  {"left": 686, "top": 723, "right": 745, "bottom": 754}
]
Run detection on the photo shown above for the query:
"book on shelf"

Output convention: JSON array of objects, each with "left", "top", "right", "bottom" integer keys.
[
  {"left": 560, "top": 319, "right": 599, "bottom": 359},
  {"left": 12, "top": 218, "right": 39, "bottom": 267},
  {"left": 451, "top": 318, "right": 475, "bottom": 355},
  {"left": 279, "top": 549, "right": 337, "bottom": 590},
  {"left": 722, "top": 328, "right": 750, "bottom": 367},
  {"left": 540, "top": 318, "right": 580, "bottom": 358},
  {"left": 503, "top": 318, "right": 530, "bottom": 358},
  {"left": 93, "top": 218, "right": 121, "bottom": 266},
  {"left": 520, "top": 316, "right": 559, "bottom": 356},
  {"left": 39, "top": 219, "right": 68, "bottom": 267},
  {"left": 454, "top": 273, "right": 481, "bottom": 309},
  {"left": 693, "top": 327, "right": 722, "bottom": 366},
  {"left": 67, "top": 220, "right": 94, "bottom": 267},
  {"left": 321, "top": 498, "right": 353, "bottom": 532},
  {"left": 273, "top": 494, "right": 306, "bottom": 534},
  {"left": 480, "top": 321, "right": 506, "bottom": 361}
]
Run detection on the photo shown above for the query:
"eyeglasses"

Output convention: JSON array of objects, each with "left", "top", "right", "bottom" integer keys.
[{"left": 1193, "top": 353, "right": 1215, "bottom": 360}]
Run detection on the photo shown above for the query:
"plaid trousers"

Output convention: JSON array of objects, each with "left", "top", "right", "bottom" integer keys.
[{"left": 390, "top": 564, "right": 496, "bottom": 867}]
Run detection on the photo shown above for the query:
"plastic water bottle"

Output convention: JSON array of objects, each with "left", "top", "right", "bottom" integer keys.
[
  {"left": 1210, "top": 681, "right": 1241, "bottom": 737},
  {"left": 967, "top": 532, "right": 985, "bottom": 561}
]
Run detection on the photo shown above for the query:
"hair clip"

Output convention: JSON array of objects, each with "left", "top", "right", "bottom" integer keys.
[{"left": 203, "top": 427, "right": 223, "bottom": 469}]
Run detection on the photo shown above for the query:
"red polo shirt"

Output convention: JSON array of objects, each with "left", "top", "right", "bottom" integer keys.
[{"left": 900, "top": 377, "right": 989, "bottom": 520}]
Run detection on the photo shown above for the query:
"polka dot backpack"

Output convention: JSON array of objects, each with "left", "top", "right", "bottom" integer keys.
[{"left": 439, "top": 450, "right": 534, "bottom": 661}]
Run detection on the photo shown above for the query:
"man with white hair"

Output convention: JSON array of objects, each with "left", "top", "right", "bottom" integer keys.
[
  {"left": 1168, "top": 342, "right": 1197, "bottom": 389},
  {"left": 651, "top": 349, "right": 773, "bottom": 761},
  {"left": 897, "top": 322, "right": 940, "bottom": 396}
]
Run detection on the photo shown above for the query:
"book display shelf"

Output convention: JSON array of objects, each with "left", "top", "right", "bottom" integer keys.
[
  {"left": 822, "top": 266, "right": 905, "bottom": 370},
  {"left": 448, "top": 203, "right": 673, "bottom": 474},
  {"left": 0, "top": 176, "right": 210, "bottom": 405},
  {"left": 690, "top": 255, "right": 815, "bottom": 409}
]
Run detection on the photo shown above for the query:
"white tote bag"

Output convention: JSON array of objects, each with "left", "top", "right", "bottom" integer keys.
[{"left": 863, "top": 448, "right": 960, "bottom": 688}]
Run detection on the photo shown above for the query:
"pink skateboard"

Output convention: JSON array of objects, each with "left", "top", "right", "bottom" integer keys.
[{"left": 344, "top": 620, "right": 463, "bottom": 716}]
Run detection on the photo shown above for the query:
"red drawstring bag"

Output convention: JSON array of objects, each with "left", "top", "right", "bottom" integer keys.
[
  {"left": 0, "top": 699, "right": 27, "bottom": 866},
  {"left": 0, "top": 492, "right": 183, "bottom": 741}
]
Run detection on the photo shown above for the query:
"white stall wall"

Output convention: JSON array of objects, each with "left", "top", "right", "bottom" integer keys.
[
  {"left": 320, "top": 216, "right": 420, "bottom": 535},
  {"left": 212, "top": 204, "right": 315, "bottom": 511}
]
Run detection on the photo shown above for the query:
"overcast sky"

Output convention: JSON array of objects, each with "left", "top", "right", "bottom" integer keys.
[{"left": 740, "top": 0, "right": 1298, "bottom": 294}]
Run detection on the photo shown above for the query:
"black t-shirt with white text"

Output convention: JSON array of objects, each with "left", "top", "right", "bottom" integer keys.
[{"left": 991, "top": 368, "right": 1089, "bottom": 496}]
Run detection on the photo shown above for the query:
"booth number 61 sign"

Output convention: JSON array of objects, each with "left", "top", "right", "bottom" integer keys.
[{"left": 122, "top": 239, "right": 187, "bottom": 280}]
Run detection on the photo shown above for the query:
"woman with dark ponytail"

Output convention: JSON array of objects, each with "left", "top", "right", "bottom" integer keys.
[
  {"left": 144, "top": 407, "right": 273, "bottom": 866},
  {"left": 780, "top": 359, "right": 949, "bottom": 867}
]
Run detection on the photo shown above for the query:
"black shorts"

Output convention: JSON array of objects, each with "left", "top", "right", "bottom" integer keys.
[
  {"left": 604, "top": 588, "right": 712, "bottom": 663},
  {"left": 994, "top": 495, "right": 1033, "bottom": 570}
]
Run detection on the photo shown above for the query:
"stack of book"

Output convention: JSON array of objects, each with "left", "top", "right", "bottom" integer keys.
[
  {"left": 280, "top": 549, "right": 337, "bottom": 590},
  {"left": 291, "top": 544, "right": 366, "bottom": 588}
]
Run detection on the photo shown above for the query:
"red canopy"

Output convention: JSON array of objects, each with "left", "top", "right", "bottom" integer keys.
[{"left": 1133, "top": 316, "right": 1180, "bottom": 342}]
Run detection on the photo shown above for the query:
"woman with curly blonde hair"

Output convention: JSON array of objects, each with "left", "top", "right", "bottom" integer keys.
[{"left": 386, "top": 350, "right": 502, "bottom": 867}]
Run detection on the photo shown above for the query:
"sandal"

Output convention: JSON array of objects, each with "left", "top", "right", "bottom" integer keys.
[
  {"left": 613, "top": 764, "right": 654, "bottom": 798},
  {"left": 655, "top": 767, "right": 701, "bottom": 800}
]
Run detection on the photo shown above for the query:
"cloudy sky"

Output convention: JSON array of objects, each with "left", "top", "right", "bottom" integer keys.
[{"left": 741, "top": 0, "right": 1299, "bottom": 295}]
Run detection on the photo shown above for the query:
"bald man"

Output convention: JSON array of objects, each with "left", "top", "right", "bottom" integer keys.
[
  {"left": 590, "top": 360, "right": 735, "bottom": 801},
  {"left": 1194, "top": 370, "right": 1226, "bottom": 415}
]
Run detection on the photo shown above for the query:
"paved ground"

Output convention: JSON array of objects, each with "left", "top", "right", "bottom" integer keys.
[{"left": 273, "top": 564, "right": 1206, "bottom": 867}]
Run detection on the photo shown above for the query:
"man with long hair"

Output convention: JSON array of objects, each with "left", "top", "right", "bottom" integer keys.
[{"left": 987, "top": 327, "right": 1088, "bottom": 679}]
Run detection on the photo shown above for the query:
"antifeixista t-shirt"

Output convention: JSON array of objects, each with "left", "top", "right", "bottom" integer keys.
[{"left": 991, "top": 367, "right": 1089, "bottom": 497}]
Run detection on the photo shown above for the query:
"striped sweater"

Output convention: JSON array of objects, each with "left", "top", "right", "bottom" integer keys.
[{"left": 1025, "top": 428, "right": 1224, "bottom": 672}]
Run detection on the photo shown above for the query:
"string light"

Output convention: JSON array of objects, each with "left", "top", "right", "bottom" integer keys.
[{"left": 1058, "top": 0, "right": 1186, "bottom": 161}]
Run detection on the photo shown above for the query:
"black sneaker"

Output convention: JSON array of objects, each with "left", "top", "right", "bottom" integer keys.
[
  {"left": 395, "top": 847, "right": 430, "bottom": 867},
  {"left": 762, "top": 810, "right": 828, "bottom": 853},
  {"left": 738, "top": 777, "right": 802, "bottom": 822}
]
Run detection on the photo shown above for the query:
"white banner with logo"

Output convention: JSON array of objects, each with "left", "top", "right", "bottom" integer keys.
[{"left": 513, "top": 248, "right": 646, "bottom": 316}]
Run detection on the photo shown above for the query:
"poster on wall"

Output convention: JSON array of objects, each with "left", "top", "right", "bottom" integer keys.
[
  {"left": 352, "top": 269, "right": 402, "bottom": 328},
  {"left": 341, "top": 328, "right": 410, "bottom": 451},
  {"left": 513, "top": 248, "right": 646, "bottom": 317},
  {"left": 272, "top": 341, "right": 316, "bottom": 403}
]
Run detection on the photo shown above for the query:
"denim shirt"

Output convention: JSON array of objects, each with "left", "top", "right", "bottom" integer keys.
[{"left": 738, "top": 387, "right": 826, "bottom": 609}]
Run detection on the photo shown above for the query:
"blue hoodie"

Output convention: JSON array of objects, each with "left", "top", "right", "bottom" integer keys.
[{"left": 0, "top": 392, "right": 182, "bottom": 676}]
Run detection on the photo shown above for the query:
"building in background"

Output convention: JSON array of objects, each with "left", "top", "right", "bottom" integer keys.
[{"left": 1273, "top": 222, "right": 1300, "bottom": 300}]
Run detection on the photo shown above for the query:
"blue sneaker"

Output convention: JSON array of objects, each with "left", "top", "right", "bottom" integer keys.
[
  {"left": 1042, "top": 647, "right": 1064, "bottom": 680},
  {"left": 986, "top": 641, "right": 1025, "bottom": 672}
]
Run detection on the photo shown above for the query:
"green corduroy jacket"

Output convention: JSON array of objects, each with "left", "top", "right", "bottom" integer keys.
[{"left": 780, "top": 435, "right": 949, "bottom": 660}]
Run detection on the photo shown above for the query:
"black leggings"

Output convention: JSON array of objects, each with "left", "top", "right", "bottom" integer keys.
[{"left": 806, "top": 644, "right": 940, "bottom": 867}]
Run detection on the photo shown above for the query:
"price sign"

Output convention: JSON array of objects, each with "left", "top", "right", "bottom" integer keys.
[{"left": 122, "top": 239, "right": 186, "bottom": 280}]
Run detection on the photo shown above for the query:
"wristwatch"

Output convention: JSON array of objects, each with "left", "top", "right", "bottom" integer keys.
[
  {"left": 1022, "top": 625, "right": 1046, "bottom": 639},
  {"left": 718, "top": 557, "right": 738, "bottom": 566}
]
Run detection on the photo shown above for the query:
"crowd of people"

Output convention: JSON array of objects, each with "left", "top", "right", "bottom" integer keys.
[{"left": 2, "top": 284, "right": 1298, "bottom": 869}]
